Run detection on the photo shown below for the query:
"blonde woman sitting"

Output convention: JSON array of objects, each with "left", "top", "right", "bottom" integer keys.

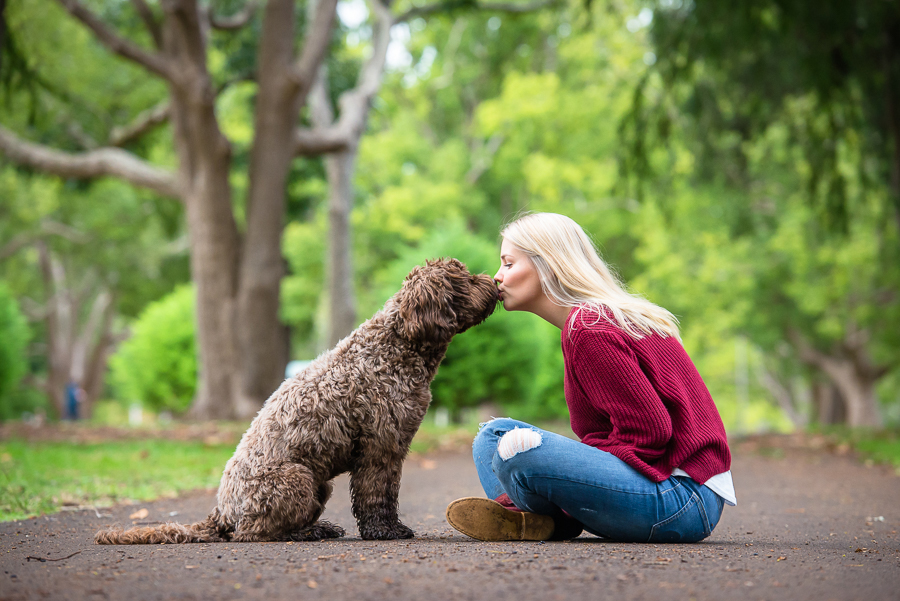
[{"left": 446, "top": 213, "right": 735, "bottom": 543}]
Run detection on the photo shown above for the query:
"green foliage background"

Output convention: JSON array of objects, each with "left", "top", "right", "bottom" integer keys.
[
  {"left": 1, "top": 0, "right": 898, "bottom": 429},
  {"left": 0, "top": 284, "right": 29, "bottom": 420},
  {"left": 108, "top": 285, "right": 197, "bottom": 414}
]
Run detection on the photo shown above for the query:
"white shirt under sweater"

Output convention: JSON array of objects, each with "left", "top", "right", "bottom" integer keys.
[{"left": 672, "top": 468, "right": 737, "bottom": 506}]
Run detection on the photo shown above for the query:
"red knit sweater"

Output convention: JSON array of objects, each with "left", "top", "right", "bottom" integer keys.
[{"left": 561, "top": 307, "right": 731, "bottom": 484}]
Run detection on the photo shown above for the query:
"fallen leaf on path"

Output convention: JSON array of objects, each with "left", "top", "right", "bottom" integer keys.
[
  {"left": 307, "top": 580, "right": 318, "bottom": 589},
  {"left": 129, "top": 509, "right": 149, "bottom": 520},
  {"left": 420, "top": 459, "right": 437, "bottom": 470}
]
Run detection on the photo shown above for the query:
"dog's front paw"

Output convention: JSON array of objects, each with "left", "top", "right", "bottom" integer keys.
[
  {"left": 290, "top": 520, "right": 346, "bottom": 542},
  {"left": 359, "top": 521, "right": 415, "bottom": 540}
]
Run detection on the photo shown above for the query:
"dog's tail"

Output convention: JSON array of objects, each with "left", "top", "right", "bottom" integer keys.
[{"left": 95, "top": 514, "right": 227, "bottom": 544}]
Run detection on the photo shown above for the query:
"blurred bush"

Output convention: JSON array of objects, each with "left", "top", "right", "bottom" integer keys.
[
  {"left": 108, "top": 285, "right": 197, "bottom": 414},
  {"left": 0, "top": 283, "right": 30, "bottom": 420}
]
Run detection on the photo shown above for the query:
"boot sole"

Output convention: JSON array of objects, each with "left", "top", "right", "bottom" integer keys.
[{"left": 446, "top": 497, "right": 555, "bottom": 541}]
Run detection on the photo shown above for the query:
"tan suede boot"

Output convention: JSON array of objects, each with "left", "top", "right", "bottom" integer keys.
[{"left": 445, "top": 497, "right": 556, "bottom": 541}]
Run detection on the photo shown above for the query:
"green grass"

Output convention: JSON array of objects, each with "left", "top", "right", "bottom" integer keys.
[
  {"left": 0, "top": 439, "right": 235, "bottom": 522},
  {"left": 0, "top": 417, "right": 486, "bottom": 522},
  {"left": 844, "top": 431, "right": 900, "bottom": 468},
  {"left": 812, "top": 426, "right": 900, "bottom": 469},
  {"left": 0, "top": 416, "right": 588, "bottom": 523},
  {"left": 408, "top": 417, "right": 481, "bottom": 455}
]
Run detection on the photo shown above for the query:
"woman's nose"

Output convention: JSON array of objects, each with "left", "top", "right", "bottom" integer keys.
[{"left": 493, "top": 268, "right": 502, "bottom": 283}]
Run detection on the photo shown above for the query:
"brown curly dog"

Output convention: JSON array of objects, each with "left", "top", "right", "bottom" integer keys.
[{"left": 95, "top": 258, "right": 498, "bottom": 543}]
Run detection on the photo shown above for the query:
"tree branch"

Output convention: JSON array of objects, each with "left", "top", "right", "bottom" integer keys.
[
  {"left": 0, "top": 126, "right": 182, "bottom": 199},
  {"left": 789, "top": 328, "right": 830, "bottom": 369},
  {"left": 295, "top": 0, "right": 392, "bottom": 156},
  {"left": 395, "top": 0, "right": 560, "bottom": 23},
  {"left": 0, "top": 221, "right": 89, "bottom": 261},
  {"left": 0, "top": 233, "right": 34, "bottom": 262},
  {"left": 293, "top": 0, "right": 339, "bottom": 91},
  {"left": 19, "top": 295, "right": 50, "bottom": 322},
  {"left": 753, "top": 359, "right": 807, "bottom": 428},
  {"left": 210, "top": 0, "right": 260, "bottom": 30},
  {"left": 294, "top": 127, "right": 351, "bottom": 156},
  {"left": 108, "top": 100, "right": 171, "bottom": 147},
  {"left": 56, "top": 0, "right": 171, "bottom": 80},
  {"left": 128, "top": 0, "right": 163, "bottom": 49},
  {"left": 466, "top": 133, "right": 505, "bottom": 184},
  {"left": 71, "top": 289, "right": 112, "bottom": 384},
  {"left": 295, "top": 0, "right": 556, "bottom": 157}
]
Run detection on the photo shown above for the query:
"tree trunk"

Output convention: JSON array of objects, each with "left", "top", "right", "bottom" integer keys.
[
  {"left": 792, "top": 328, "right": 885, "bottom": 428},
  {"left": 882, "top": 28, "right": 900, "bottom": 233},
  {"left": 754, "top": 360, "right": 808, "bottom": 429},
  {"left": 820, "top": 358, "right": 882, "bottom": 428},
  {"left": 81, "top": 309, "right": 115, "bottom": 420},
  {"left": 1, "top": 0, "right": 339, "bottom": 420},
  {"left": 182, "top": 179, "right": 241, "bottom": 420},
  {"left": 163, "top": 0, "right": 242, "bottom": 420},
  {"left": 235, "top": 0, "right": 300, "bottom": 418},
  {"left": 812, "top": 380, "right": 845, "bottom": 425},
  {"left": 233, "top": 0, "right": 338, "bottom": 417},
  {"left": 307, "top": 59, "right": 358, "bottom": 347},
  {"left": 36, "top": 242, "right": 117, "bottom": 419},
  {"left": 325, "top": 149, "right": 358, "bottom": 346}
]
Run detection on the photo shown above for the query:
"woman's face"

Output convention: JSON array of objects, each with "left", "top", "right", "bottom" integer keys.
[{"left": 494, "top": 239, "right": 545, "bottom": 312}]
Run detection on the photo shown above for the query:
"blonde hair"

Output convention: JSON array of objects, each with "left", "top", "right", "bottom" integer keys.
[{"left": 500, "top": 212, "right": 680, "bottom": 340}]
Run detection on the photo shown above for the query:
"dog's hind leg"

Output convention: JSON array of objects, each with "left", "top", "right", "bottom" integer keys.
[
  {"left": 230, "top": 464, "right": 343, "bottom": 542},
  {"left": 289, "top": 480, "right": 345, "bottom": 541},
  {"left": 351, "top": 447, "right": 415, "bottom": 540},
  {"left": 289, "top": 521, "right": 345, "bottom": 541}
]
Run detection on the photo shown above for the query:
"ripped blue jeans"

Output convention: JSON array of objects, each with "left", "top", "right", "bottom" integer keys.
[{"left": 473, "top": 418, "right": 724, "bottom": 543}]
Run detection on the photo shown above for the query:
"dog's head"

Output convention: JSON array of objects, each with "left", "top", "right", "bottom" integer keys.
[{"left": 395, "top": 258, "right": 498, "bottom": 344}]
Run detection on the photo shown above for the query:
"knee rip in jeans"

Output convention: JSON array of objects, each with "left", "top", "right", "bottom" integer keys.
[
  {"left": 497, "top": 428, "right": 542, "bottom": 461},
  {"left": 474, "top": 417, "right": 508, "bottom": 448}
]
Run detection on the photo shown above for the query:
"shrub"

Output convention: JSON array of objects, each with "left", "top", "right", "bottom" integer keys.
[
  {"left": 0, "top": 283, "right": 29, "bottom": 420},
  {"left": 108, "top": 285, "right": 197, "bottom": 413}
]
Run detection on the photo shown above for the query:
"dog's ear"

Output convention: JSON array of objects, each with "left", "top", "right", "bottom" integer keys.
[{"left": 397, "top": 262, "right": 457, "bottom": 343}]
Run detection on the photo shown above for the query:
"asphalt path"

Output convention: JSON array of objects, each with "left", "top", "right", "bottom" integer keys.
[{"left": 1, "top": 436, "right": 898, "bottom": 601}]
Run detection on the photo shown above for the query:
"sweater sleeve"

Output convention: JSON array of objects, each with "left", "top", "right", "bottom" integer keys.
[{"left": 568, "top": 328, "right": 673, "bottom": 468}]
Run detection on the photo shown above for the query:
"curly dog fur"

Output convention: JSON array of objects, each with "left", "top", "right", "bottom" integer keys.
[{"left": 95, "top": 258, "right": 498, "bottom": 544}]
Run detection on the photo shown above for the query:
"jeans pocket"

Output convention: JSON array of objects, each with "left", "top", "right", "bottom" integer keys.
[{"left": 648, "top": 492, "right": 712, "bottom": 544}]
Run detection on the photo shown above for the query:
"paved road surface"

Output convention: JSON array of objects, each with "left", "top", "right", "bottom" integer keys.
[{"left": 1, "top": 437, "right": 898, "bottom": 600}]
